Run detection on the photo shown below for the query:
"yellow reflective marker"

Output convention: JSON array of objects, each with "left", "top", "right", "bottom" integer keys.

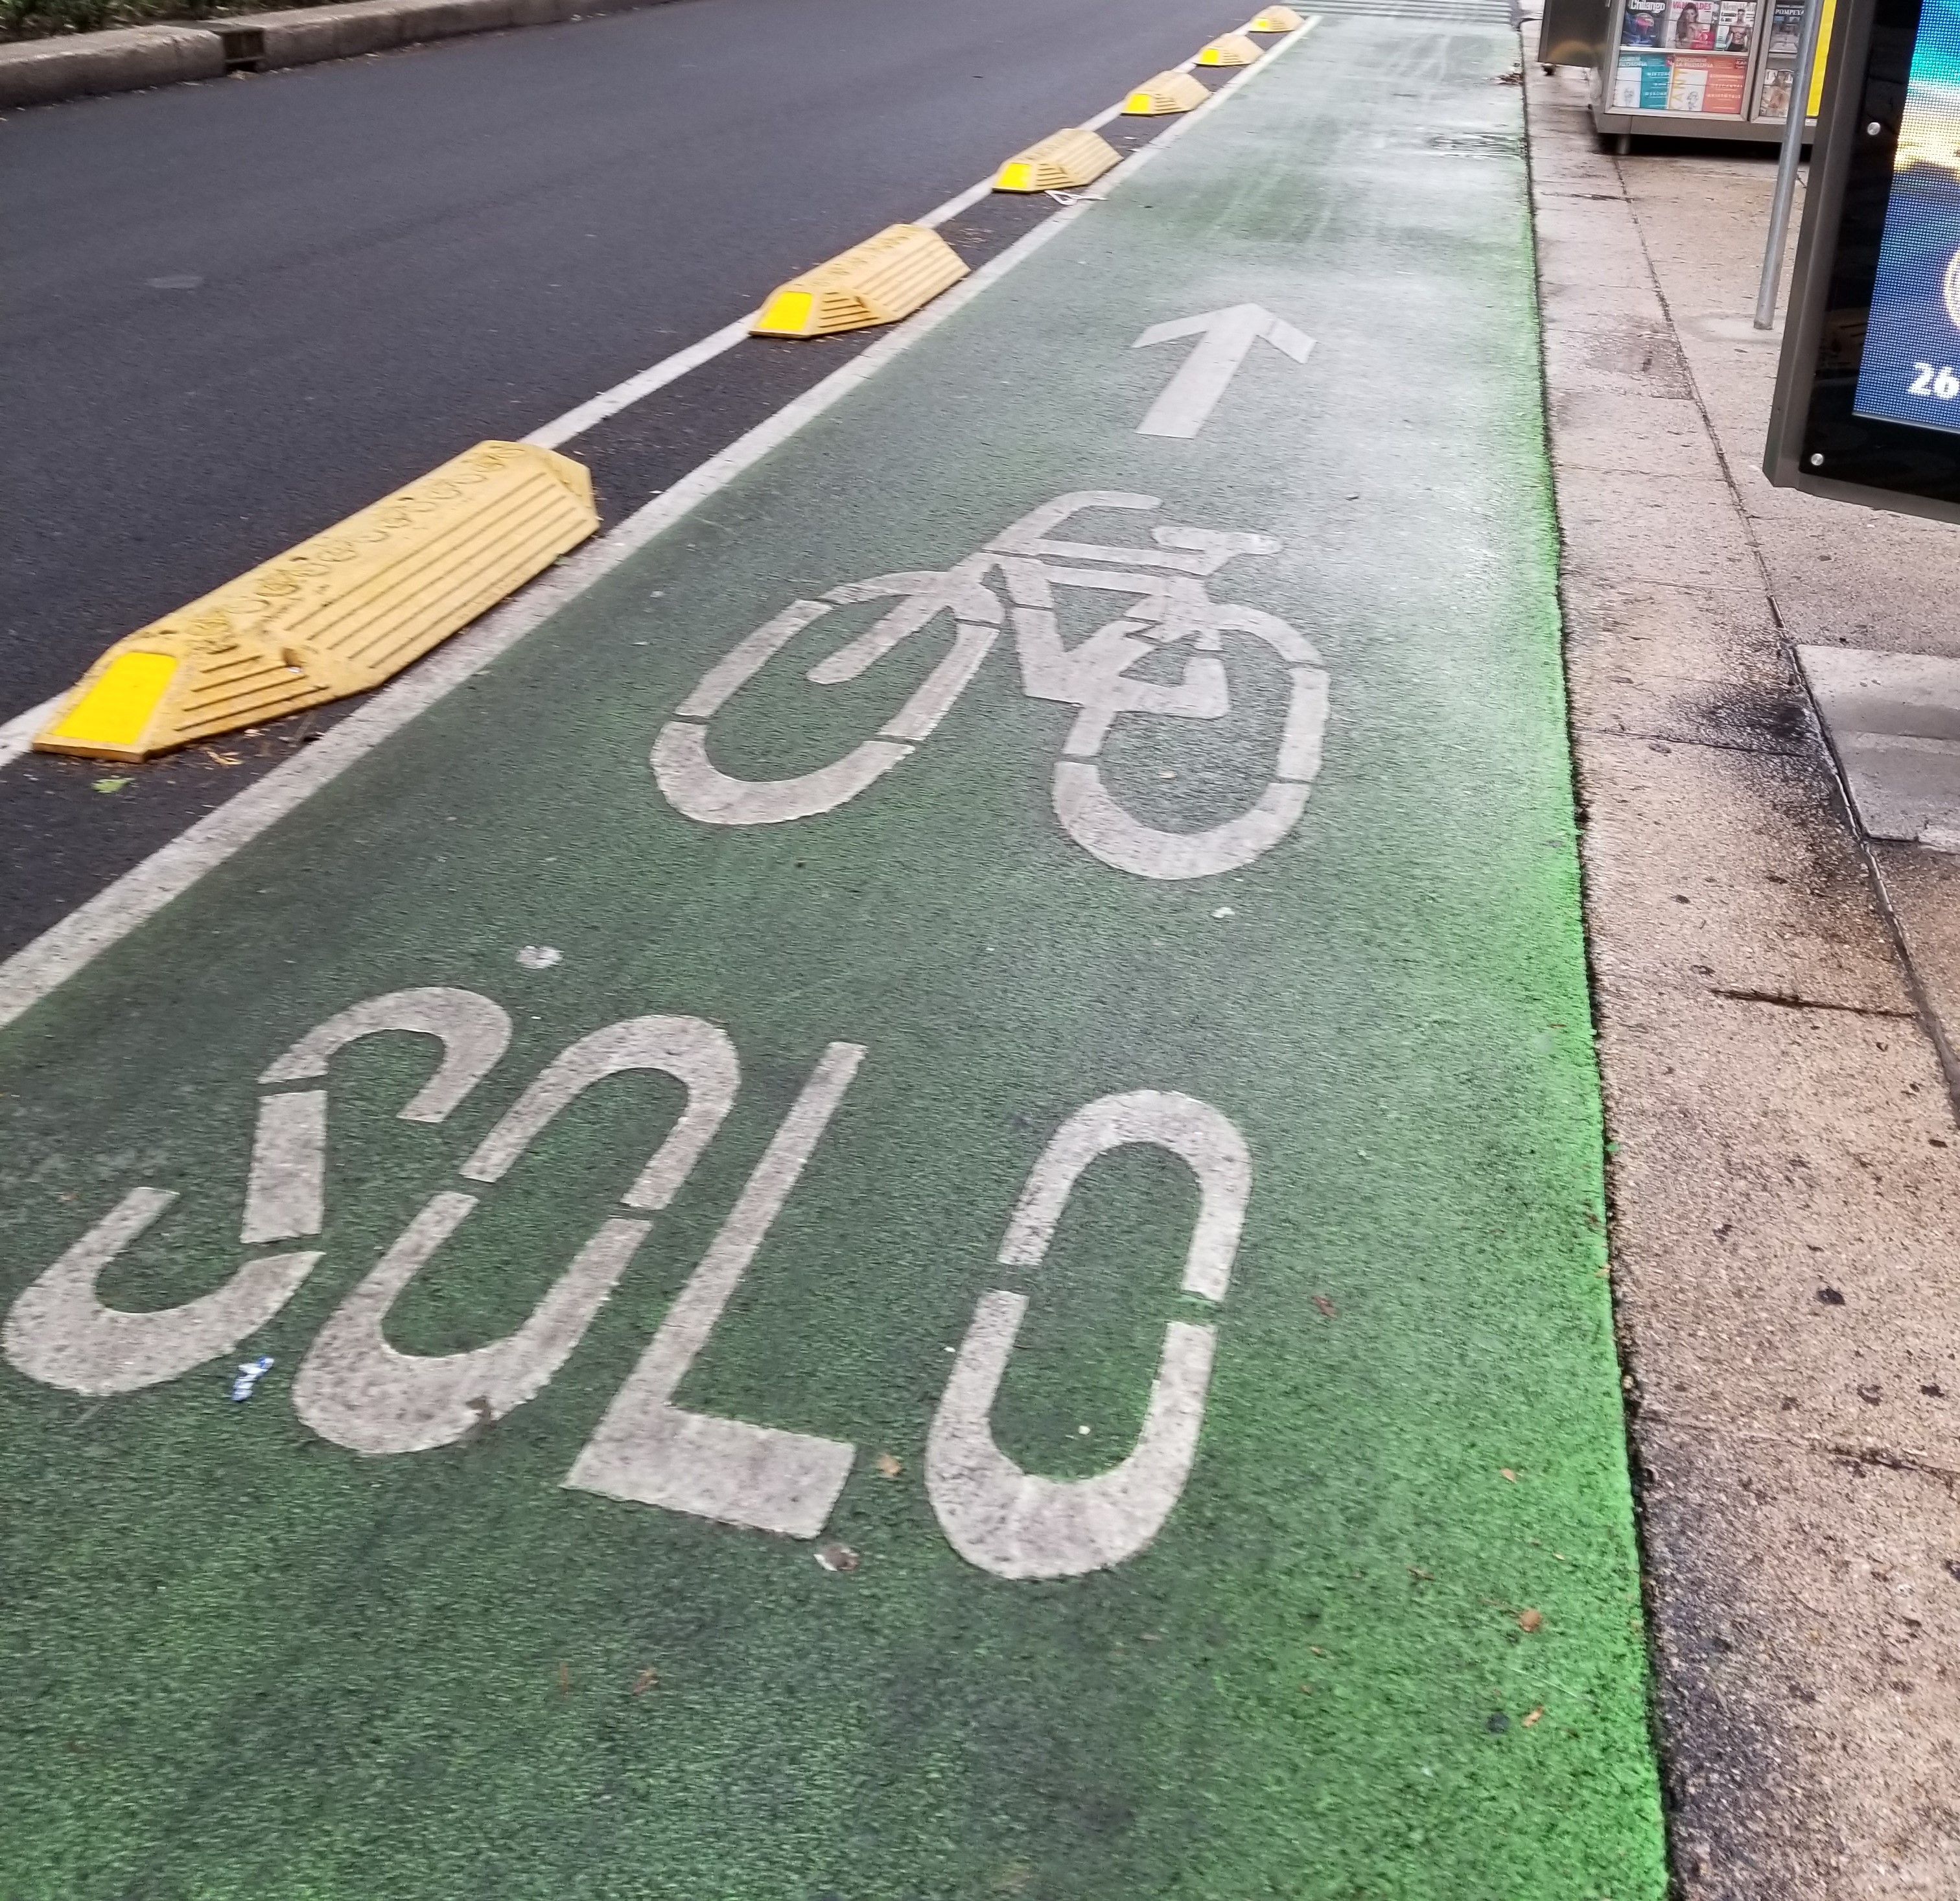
[
  {"left": 41, "top": 652, "right": 180, "bottom": 755},
  {"left": 1247, "top": 5, "right": 1304, "bottom": 27},
  {"left": 1123, "top": 69, "right": 1209, "bottom": 113},
  {"left": 35, "top": 442, "right": 596, "bottom": 762},
  {"left": 994, "top": 127, "right": 1122, "bottom": 194},
  {"left": 757, "top": 288, "right": 815, "bottom": 334},
  {"left": 751, "top": 224, "right": 969, "bottom": 339},
  {"left": 1197, "top": 32, "right": 1262, "bottom": 64}
]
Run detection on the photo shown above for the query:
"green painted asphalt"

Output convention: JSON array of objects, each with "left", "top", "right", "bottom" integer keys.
[{"left": 0, "top": 21, "right": 1668, "bottom": 1900}]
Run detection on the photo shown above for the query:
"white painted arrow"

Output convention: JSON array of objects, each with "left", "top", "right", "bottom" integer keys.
[{"left": 1130, "top": 304, "right": 1315, "bottom": 439}]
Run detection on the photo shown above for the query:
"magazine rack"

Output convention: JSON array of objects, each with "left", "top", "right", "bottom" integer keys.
[{"left": 1542, "top": 0, "right": 1828, "bottom": 141}]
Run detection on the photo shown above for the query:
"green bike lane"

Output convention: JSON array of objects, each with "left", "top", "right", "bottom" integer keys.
[{"left": 0, "top": 21, "right": 1668, "bottom": 1901}]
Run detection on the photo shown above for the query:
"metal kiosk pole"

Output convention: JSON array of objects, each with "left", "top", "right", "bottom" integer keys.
[{"left": 1754, "top": 0, "right": 1827, "bottom": 329}]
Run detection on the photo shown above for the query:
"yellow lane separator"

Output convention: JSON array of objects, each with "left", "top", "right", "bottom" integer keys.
[
  {"left": 1197, "top": 32, "right": 1262, "bottom": 65},
  {"left": 1123, "top": 69, "right": 1209, "bottom": 114},
  {"left": 1247, "top": 6, "right": 1304, "bottom": 29},
  {"left": 994, "top": 127, "right": 1122, "bottom": 193},
  {"left": 35, "top": 442, "right": 596, "bottom": 763},
  {"left": 751, "top": 225, "right": 969, "bottom": 339}
]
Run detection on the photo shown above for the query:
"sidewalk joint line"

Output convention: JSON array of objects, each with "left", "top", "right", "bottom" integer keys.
[
  {"left": 1705, "top": 986, "right": 1918, "bottom": 1018},
  {"left": 1577, "top": 721, "right": 1810, "bottom": 760},
  {"left": 1637, "top": 1409, "right": 1960, "bottom": 1491}
]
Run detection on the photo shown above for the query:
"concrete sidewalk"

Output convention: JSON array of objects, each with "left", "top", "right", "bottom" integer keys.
[{"left": 1528, "top": 62, "right": 1960, "bottom": 1900}]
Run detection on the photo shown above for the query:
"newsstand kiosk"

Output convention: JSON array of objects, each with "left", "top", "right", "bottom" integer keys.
[{"left": 1540, "top": 0, "right": 1831, "bottom": 142}]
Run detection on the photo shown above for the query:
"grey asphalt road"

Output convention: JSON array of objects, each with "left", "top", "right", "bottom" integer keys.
[
  {"left": 0, "top": 0, "right": 1259, "bottom": 959},
  {"left": 1, "top": 0, "right": 1253, "bottom": 727}
]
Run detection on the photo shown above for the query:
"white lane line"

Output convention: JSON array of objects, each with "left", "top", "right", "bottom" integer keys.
[
  {"left": 0, "top": 50, "right": 1228, "bottom": 745},
  {"left": 1, "top": 45, "right": 1237, "bottom": 747},
  {"left": 1086, "top": 49, "right": 1205, "bottom": 128},
  {"left": 522, "top": 150, "right": 1079, "bottom": 452},
  {"left": 522, "top": 170, "right": 1016, "bottom": 452},
  {"left": 2, "top": 87, "right": 1154, "bottom": 742},
  {"left": 0, "top": 21, "right": 1317, "bottom": 1037},
  {"left": 524, "top": 315, "right": 758, "bottom": 452},
  {"left": 0, "top": 698, "right": 58, "bottom": 771},
  {"left": 522, "top": 50, "right": 1208, "bottom": 453}
]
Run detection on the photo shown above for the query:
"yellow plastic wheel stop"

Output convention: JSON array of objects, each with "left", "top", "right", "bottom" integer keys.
[
  {"left": 1197, "top": 32, "right": 1262, "bottom": 65},
  {"left": 994, "top": 127, "right": 1122, "bottom": 193},
  {"left": 34, "top": 441, "right": 596, "bottom": 762},
  {"left": 752, "top": 225, "right": 969, "bottom": 339},
  {"left": 1123, "top": 69, "right": 1209, "bottom": 114}
]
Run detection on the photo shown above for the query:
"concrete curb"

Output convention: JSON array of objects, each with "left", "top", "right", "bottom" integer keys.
[
  {"left": 0, "top": 0, "right": 678, "bottom": 109},
  {"left": 0, "top": 21, "right": 222, "bottom": 107}
]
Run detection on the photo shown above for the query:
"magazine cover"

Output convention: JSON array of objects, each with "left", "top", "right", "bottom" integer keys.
[
  {"left": 1668, "top": 52, "right": 1747, "bottom": 108},
  {"left": 1668, "top": 0, "right": 1718, "bottom": 48},
  {"left": 1613, "top": 51, "right": 1675, "bottom": 106},
  {"left": 1756, "top": 60, "right": 1795, "bottom": 115},
  {"left": 1714, "top": 0, "right": 1753, "bottom": 52},
  {"left": 1706, "top": 54, "right": 1747, "bottom": 106},
  {"left": 1622, "top": 0, "right": 1666, "bottom": 45},
  {"left": 1768, "top": 1, "right": 1803, "bottom": 53}
]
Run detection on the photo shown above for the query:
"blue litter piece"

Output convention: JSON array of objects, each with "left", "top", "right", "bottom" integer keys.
[{"left": 229, "top": 1355, "right": 274, "bottom": 1402}]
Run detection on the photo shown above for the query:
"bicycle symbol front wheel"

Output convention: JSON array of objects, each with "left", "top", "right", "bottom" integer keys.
[{"left": 1050, "top": 658, "right": 1329, "bottom": 880}]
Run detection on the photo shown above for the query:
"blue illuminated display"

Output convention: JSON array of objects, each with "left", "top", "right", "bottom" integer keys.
[{"left": 1854, "top": 0, "right": 1960, "bottom": 430}]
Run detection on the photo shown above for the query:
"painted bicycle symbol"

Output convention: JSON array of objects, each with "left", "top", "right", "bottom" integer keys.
[{"left": 653, "top": 491, "right": 1331, "bottom": 880}]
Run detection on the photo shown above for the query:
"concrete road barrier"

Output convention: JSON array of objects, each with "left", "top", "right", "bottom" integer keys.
[{"left": 34, "top": 440, "right": 596, "bottom": 761}]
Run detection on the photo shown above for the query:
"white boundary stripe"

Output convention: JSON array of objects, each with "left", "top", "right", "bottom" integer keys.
[
  {"left": 2, "top": 49, "right": 1218, "bottom": 740},
  {"left": 520, "top": 174, "right": 1009, "bottom": 450},
  {"left": 9, "top": 164, "right": 1031, "bottom": 749},
  {"left": 524, "top": 315, "right": 758, "bottom": 452},
  {"left": 0, "top": 20, "right": 1317, "bottom": 1037},
  {"left": 0, "top": 699, "right": 56, "bottom": 773},
  {"left": 1, "top": 57, "right": 1213, "bottom": 765},
  {"left": 520, "top": 53, "right": 1204, "bottom": 452},
  {"left": 522, "top": 176, "right": 1021, "bottom": 452}
]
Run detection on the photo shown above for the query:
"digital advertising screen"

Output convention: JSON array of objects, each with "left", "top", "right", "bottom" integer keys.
[
  {"left": 1851, "top": 0, "right": 1960, "bottom": 432},
  {"left": 1766, "top": 0, "right": 1960, "bottom": 515}
]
